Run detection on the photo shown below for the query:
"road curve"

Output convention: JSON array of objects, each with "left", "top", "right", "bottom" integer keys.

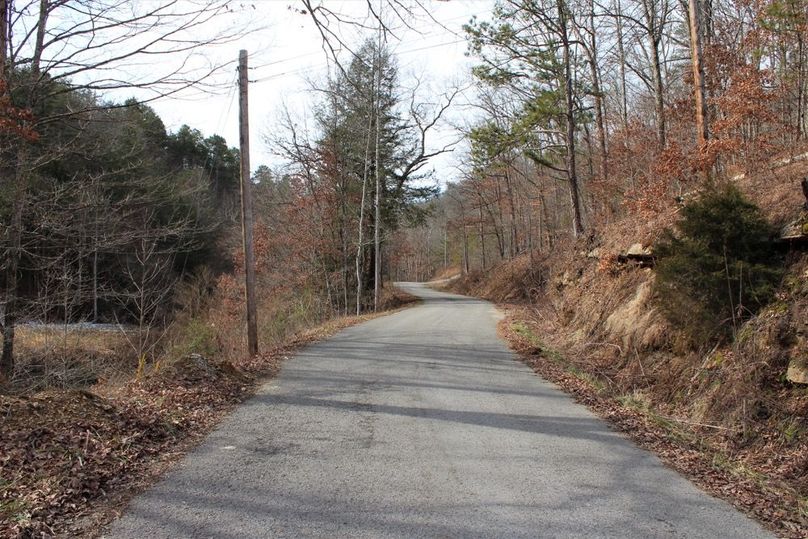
[{"left": 106, "top": 283, "right": 769, "bottom": 538}]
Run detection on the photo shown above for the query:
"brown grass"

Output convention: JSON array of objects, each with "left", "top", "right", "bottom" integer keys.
[
  {"left": 446, "top": 158, "right": 808, "bottom": 536},
  {"left": 8, "top": 327, "right": 131, "bottom": 393},
  {"left": 735, "top": 149, "right": 808, "bottom": 226},
  {"left": 499, "top": 305, "right": 808, "bottom": 538},
  {"left": 441, "top": 255, "right": 548, "bottom": 303},
  {"left": 1, "top": 285, "right": 419, "bottom": 538},
  {"left": 430, "top": 265, "right": 461, "bottom": 281}
]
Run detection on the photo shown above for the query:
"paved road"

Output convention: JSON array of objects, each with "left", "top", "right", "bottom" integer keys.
[{"left": 106, "top": 283, "right": 770, "bottom": 538}]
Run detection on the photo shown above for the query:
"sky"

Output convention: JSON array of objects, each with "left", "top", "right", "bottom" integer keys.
[{"left": 138, "top": 1, "right": 494, "bottom": 185}]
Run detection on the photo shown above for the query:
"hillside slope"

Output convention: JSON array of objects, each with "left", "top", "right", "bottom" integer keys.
[{"left": 440, "top": 172, "right": 808, "bottom": 537}]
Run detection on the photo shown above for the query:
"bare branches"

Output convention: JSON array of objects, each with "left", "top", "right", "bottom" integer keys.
[
  {"left": 395, "top": 83, "right": 462, "bottom": 187},
  {"left": 6, "top": 0, "right": 257, "bottom": 115},
  {"left": 299, "top": 0, "right": 432, "bottom": 74}
]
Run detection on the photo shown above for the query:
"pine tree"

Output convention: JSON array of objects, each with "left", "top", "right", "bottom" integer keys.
[{"left": 654, "top": 185, "right": 784, "bottom": 345}]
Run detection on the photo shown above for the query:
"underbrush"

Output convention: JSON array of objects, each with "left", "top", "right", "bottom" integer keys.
[
  {"left": 438, "top": 255, "right": 545, "bottom": 303},
  {"left": 0, "top": 281, "right": 417, "bottom": 537},
  {"left": 430, "top": 265, "right": 461, "bottom": 281},
  {"left": 2, "top": 275, "right": 417, "bottom": 396},
  {"left": 501, "top": 296, "right": 808, "bottom": 537},
  {"left": 445, "top": 190, "right": 808, "bottom": 535},
  {"left": 9, "top": 326, "right": 131, "bottom": 394}
]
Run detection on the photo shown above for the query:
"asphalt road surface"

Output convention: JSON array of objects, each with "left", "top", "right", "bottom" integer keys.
[{"left": 106, "top": 283, "right": 770, "bottom": 538}]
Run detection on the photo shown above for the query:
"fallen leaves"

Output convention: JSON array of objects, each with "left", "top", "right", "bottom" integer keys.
[
  {"left": 500, "top": 306, "right": 808, "bottom": 539},
  {"left": 0, "top": 294, "right": 418, "bottom": 538},
  {"left": 0, "top": 354, "right": 257, "bottom": 537}
]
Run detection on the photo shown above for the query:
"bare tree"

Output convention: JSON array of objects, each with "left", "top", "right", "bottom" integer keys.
[
  {"left": 116, "top": 235, "right": 178, "bottom": 372},
  {"left": 0, "top": 0, "right": 253, "bottom": 378}
]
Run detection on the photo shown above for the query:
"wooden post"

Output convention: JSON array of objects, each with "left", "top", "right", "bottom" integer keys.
[
  {"left": 0, "top": 0, "right": 7, "bottom": 82},
  {"left": 444, "top": 226, "right": 448, "bottom": 269},
  {"left": 239, "top": 49, "right": 258, "bottom": 357},
  {"left": 373, "top": 27, "right": 382, "bottom": 312},
  {"left": 373, "top": 80, "right": 381, "bottom": 311},
  {"left": 688, "top": 0, "right": 709, "bottom": 146}
]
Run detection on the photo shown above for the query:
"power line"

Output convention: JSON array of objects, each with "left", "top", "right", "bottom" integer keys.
[
  {"left": 244, "top": 6, "right": 488, "bottom": 82},
  {"left": 250, "top": 37, "right": 467, "bottom": 84}
]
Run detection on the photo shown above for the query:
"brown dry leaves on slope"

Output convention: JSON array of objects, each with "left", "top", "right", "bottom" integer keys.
[
  {"left": 0, "top": 357, "right": 252, "bottom": 538},
  {"left": 0, "top": 287, "right": 419, "bottom": 538},
  {"left": 500, "top": 306, "right": 808, "bottom": 539}
]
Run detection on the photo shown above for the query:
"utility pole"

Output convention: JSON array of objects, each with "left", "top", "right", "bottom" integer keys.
[
  {"left": 238, "top": 49, "right": 258, "bottom": 357},
  {"left": 373, "top": 27, "right": 382, "bottom": 312},
  {"left": 0, "top": 0, "right": 7, "bottom": 82},
  {"left": 444, "top": 225, "right": 448, "bottom": 269},
  {"left": 688, "top": 0, "right": 709, "bottom": 146}
]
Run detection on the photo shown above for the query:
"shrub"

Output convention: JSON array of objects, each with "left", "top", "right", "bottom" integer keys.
[
  {"left": 654, "top": 184, "right": 783, "bottom": 346},
  {"left": 175, "top": 317, "right": 220, "bottom": 358}
]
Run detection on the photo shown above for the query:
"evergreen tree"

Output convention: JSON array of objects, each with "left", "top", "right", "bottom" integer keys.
[{"left": 654, "top": 185, "right": 784, "bottom": 345}]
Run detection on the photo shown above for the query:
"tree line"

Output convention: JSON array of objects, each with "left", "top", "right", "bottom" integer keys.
[
  {"left": 1, "top": 1, "right": 459, "bottom": 383},
  {"left": 5, "top": 0, "right": 803, "bottom": 380},
  {"left": 393, "top": 0, "right": 806, "bottom": 280},
  {"left": 0, "top": 0, "right": 249, "bottom": 379},
  {"left": 270, "top": 38, "right": 455, "bottom": 316}
]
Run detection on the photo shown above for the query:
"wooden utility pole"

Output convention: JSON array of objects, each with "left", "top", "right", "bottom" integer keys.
[
  {"left": 238, "top": 49, "right": 258, "bottom": 357},
  {"left": 0, "top": 0, "right": 7, "bottom": 82},
  {"left": 373, "top": 28, "right": 382, "bottom": 312},
  {"left": 443, "top": 226, "right": 448, "bottom": 269},
  {"left": 688, "top": 0, "right": 709, "bottom": 146}
]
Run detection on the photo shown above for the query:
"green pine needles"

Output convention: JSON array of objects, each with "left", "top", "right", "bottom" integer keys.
[{"left": 654, "top": 184, "right": 784, "bottom": 346}]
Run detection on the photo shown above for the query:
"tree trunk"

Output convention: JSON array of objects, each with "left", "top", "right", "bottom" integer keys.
[
  {"left": 560, "top": 0, "right": 585, "bottom": 237},
  {"left": 586, "top": 0, "right": 608, "bottom": 181},
  {"left": 0, "top": 0, "right": 7, "bottom": 81},
  {"left": 504, "top": 169, "right": 519, "bottom": 257},
  {"left": 373, "top": 31, "right": 382, "bottom": 312},
  {"left": 1, "top": 146, "right": 30, "bottom": 379},
  {"left": 356, "top": 114, "right": 373, "bottom": 315},
  {"left": 798, "top": 35, "right": 805, "bottom": 139},
  {"left": 339, "top": 179, "right": 349, "bottom": 316},
  {"left": 2, "top": 0, "right": 50, "bottom": 379},
  {"left": 1, "top": 198, "right": 21, "bottom": 379},
  {"left": 462, "top": 224, "right": 470, "bottom": 275},
  {"left": 649, "top": 37, "right": 666, "bottom": 146},
  {"left": 688, "top": 0, "right": 709, "bottom": 146},
  {"left": 478, "top": 201, "right": 489, "bottom": 270},
  {"left": 615, "top": 0, "right": 629, "bottom": 131},
  {"left": 642, "top": 0, "right": 666, "bottom": 147}
]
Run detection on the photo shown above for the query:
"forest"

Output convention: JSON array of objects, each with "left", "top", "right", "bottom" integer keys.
[{"left": 2, "top": 0, "right": 808, "bottom": 536}]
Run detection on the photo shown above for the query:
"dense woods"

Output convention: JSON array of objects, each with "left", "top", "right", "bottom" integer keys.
[
  {"left": 0, "top": 86, "right": 244, "bottom": 374},
  {"left": 0, "top": 1, "right": 252, "bottom": 380},
  {"left": 396, "top": 0, "right": 808, "bottom": 281},
  {"left": 3, "top": 0, "right": 808, "bottom": 536}
]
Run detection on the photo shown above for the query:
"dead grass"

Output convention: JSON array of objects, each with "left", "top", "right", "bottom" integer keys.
[
  {"left": 447, "top": 158, "right": 808, "bottom": 536},
  {"left": 735, "top": 148, "right": 808, "bottom": 226},
  {"left": 8, "top": 327, "right": 131, "bottom": 394},
  {"left": 499, "top": 306, "right": 808, "bottom": 537},
  {"left": 441, "top": 255, "right": 547, "bottom": 303},
  {"left": 1, "top": 286, "right": 418, "bottom": 538},
  {"left": 430, "top": 266, "right": 461, "bottom": 281}
]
